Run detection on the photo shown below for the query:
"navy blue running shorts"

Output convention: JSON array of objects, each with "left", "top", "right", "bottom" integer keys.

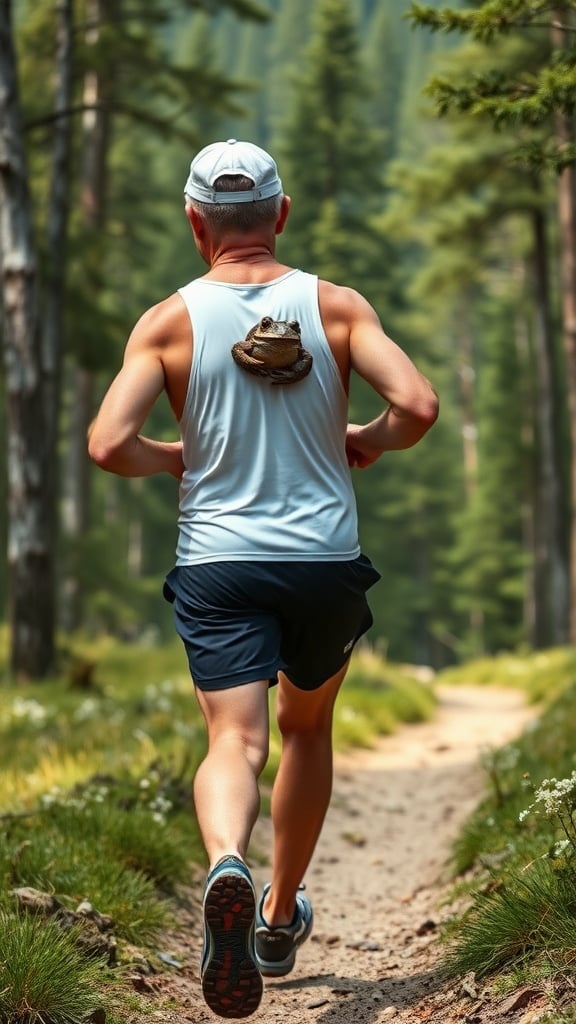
[{"left": 163, "top": 555, "right": 381, "bottom": 692}]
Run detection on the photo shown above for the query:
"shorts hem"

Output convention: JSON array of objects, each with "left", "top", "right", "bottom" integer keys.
[
  {"left": 284, "top": 655, "right": 349, "bottom": 692},
  {"left": 191, "top": 661, "right": 284, "bottom": 692}
]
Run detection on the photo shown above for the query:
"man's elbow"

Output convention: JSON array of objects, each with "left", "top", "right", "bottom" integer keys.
[
  {"left": 87, "top": 430, "right": 124, "bottom": 472},
  {"left": 88, "top": 436, "right": 113, "bottom": 470},
  {"left": 404, "top": 383, "right": 439, "bottom": 434},
  {"left": 418, "top": 390, "right": 440, "bottom": 429}
]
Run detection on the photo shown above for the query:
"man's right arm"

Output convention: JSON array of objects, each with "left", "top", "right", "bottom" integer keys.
[{"left": 88, "top": 299, "right": 185, "bottom": 479}]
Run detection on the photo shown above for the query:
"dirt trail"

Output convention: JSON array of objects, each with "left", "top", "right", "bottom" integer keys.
[{"left": 134, "top": 686, "right": 537, "bottom": 1024}]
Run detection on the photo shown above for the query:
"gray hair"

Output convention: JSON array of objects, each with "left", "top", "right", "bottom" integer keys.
[{"left": 187, "top": 175, "right": 283, "bottom": 232}]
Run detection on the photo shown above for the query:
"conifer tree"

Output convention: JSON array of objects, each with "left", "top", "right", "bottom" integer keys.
[
  {"left": 364, "top": 1, "right": 407, "bottom": 164},
  {"left": 277, "top": 0, "right": 384, "bottom": 279},
  {"left": 267, "top": 0, "right": 314, "bottom": 141},
  {"left": 408, "top": 0, "right": 576, "bottom": 641}
]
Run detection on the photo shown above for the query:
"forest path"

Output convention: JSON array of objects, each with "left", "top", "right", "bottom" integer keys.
[{"left": 136, "top": 685, "right": 537, "bottom": 1024}]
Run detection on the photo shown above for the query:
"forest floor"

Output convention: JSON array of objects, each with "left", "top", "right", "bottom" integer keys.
[{"left": 123, "top": 685, "right": 548, "bottom": 1024}]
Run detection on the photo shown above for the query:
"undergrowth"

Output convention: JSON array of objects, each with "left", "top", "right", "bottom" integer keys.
[
  {"left": 438, "top": 651, "right": 576, "bottom": 1004},
  {"left": 0, "top": 910, "right": 107, "bottom": 1024}
]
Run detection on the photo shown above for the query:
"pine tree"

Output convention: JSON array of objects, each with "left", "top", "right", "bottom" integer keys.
[
  {"left": 277, "top": 0, "right": 384, "bottom": 277},
  {"left": 408, "top": 0, "right": 576, "bottom": 641},
  {"left": 364, "top": 1, "right": 407, "bottom": 164},
  {"left": 385, "top": 82, "right": 560, "bottom": 652},
  {"left": 267, "top": 0, "right": 314, "bottom": 141}
]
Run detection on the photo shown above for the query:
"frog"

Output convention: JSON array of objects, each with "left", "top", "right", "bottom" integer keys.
[{"left": 231, "top": 316, "right": 313, "bottom": 385}]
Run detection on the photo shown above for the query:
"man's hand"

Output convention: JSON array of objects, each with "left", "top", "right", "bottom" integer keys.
[
  {"left": 165, "top": 440, "right": 185, "bottom": 480},
  {"left": 345, "top": 423, "right": 384, "bottom": 469}
]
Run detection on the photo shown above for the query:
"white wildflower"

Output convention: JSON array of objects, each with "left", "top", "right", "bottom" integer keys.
[
  {"left": 533, "top": 772, "right": 576, "bottom": 816},
  {"left": 73, "top": 698, "right": 99, "bottom": 722},
  {"left": 150, "top": 796, "right": 172, "bottom": 814},
  {"left": 12, "top": 697, "right": 49, "bottom": 724},
  {"left": 41, "top": 787, "right": 62, "bottom": 807}
]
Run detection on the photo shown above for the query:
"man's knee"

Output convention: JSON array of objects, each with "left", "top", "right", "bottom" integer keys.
[
  {"left": 276, "top": 669, "right": 345, "bottom": 738},
  {"left": 242, "top": 730, "right": 270, "bottom": 775},
  {"left": 207, "top": 725, "right": 269, "bottom": 775},
  {"left": 276, "top": 695, "right": 333, "bottom": 738}
]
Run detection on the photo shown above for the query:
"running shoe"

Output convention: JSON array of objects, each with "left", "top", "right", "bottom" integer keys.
[
  {"left": 254, "top": 883, "right": 314, "bottom": 978},
  {"left": 201, "top": 855, "right": 263, "bottom": 1019}
]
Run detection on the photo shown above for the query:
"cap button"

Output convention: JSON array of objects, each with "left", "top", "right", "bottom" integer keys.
[{"left": 226, "top": 138, "right": 238, "bottom": 145}]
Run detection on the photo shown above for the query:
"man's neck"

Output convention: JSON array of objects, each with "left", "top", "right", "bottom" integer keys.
[
  {"left": 204, "top": 242, "right": 292, "bottom": 284},
  {"left": 212, "top": 246, "right": 274, "bottom": 266}
]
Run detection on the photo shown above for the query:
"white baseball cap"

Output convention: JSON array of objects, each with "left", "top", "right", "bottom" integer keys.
[{"left": 184, "top": 139, "right": 283, "bottom": 205}]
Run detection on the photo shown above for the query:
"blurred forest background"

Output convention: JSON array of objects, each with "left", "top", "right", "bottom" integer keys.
[{"left": 2, "top": 0, "right": 576, "bottom": 678}]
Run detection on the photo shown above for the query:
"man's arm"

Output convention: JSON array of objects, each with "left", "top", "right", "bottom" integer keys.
[
  {"left": 88, "top": 305, "right": 184, "bottom": 479},
  {"left": 345, "top": 291, "right": 439, "bottom": 468}
]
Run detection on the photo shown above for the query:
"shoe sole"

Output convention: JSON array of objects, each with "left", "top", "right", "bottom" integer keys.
[{"left": 202, "top": 871, "right": 263, "bottom": 1019}]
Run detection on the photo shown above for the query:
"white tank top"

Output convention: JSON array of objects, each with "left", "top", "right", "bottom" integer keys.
[{"left": 175, "top": 269, "right": 360, "bottom": 564}]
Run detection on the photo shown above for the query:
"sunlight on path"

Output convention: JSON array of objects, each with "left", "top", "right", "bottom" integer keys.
[{"left": 339, "top": 684, "right": 536, "bottom": 771}]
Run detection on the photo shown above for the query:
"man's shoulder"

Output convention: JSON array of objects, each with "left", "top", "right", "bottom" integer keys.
[
  {"left": 317, "top": 279, "right": 368, "bottom": 321},
  {"left": 129, "top": 293, "right": 191, "bottom": 349}
]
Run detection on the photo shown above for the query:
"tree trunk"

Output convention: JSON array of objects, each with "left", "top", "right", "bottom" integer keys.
[
  {"left": 455, "top": 296, "right": 484, "bottom": 653},
  {"left": 43, "top": 0, "right": 74, "bottom": 638},
  {"left": 530, "top": 200, "right": 569, "bottom": 646},
  {"left": 557, "top": 168, "right": 576, "bottom": 642},
  {"left": 455, "top": 300, "right": 478, "bottom": 502},
  {"left": 0, "top": 0, "right": 54, "bottom": 677},
  {"left": 552, "top": 8, "right": 576, "bottom": 642},
  {"left": 63, "top": 0, "right": 111, "bottom": 629}
]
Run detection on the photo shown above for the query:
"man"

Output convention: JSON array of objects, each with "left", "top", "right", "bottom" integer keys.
[{"left": 88, "top": 139, "right": 438, "bottom": 1019}]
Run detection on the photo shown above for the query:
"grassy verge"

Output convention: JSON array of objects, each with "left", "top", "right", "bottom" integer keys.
[
  {"left": 436, "top": 649, "right": 576, "bottom": 1018},
  {"left": 0, "top": 635, "right": 435, "bottom": 1023}
]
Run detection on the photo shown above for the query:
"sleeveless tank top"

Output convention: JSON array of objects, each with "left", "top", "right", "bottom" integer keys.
[{"left": 175, "top": 269, "right": 360, "bottom": 564}]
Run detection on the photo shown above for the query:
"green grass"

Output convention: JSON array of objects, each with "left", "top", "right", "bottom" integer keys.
[
  {"left": 540, "top": 1014, "right": 576, "bottom": 1024},
  {"left": 436, "top": 646, "right": 576, "bottom": 703},
  {"left": 0, "top": 909, "right": 108, "bottom": 1023},
  {"left": 443, "top": 860, "right": 576, "bottom": 979},
  {"left": 437, "top": 649, "right": 576, "bottom": 990}
]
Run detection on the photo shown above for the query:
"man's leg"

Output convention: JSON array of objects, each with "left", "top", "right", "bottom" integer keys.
[
  {"left": 194, "top": 680, "right": 270, "bottom": 1018},
  {"left": 194, "top": 679, "right": 270, "bottom": 868},
  {"left": 262, "top": 662, "right": 349, "bottom": 926}
]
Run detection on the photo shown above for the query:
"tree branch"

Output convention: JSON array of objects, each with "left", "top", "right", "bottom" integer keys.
[{"left": 25, "top": 102, "right": 202, "bottom": 143}]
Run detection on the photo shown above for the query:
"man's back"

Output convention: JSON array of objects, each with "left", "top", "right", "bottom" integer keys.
[{"left": 174, "top": 269, "right": 360, "bottom": 565}]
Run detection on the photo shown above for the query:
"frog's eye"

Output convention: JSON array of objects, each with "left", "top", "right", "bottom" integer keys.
[
  {"left": 289, "top": 320, "right": 300, "bottom": 331},
  {"left": 260, "top": 316, "right": 273, "bottom": 329}
]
